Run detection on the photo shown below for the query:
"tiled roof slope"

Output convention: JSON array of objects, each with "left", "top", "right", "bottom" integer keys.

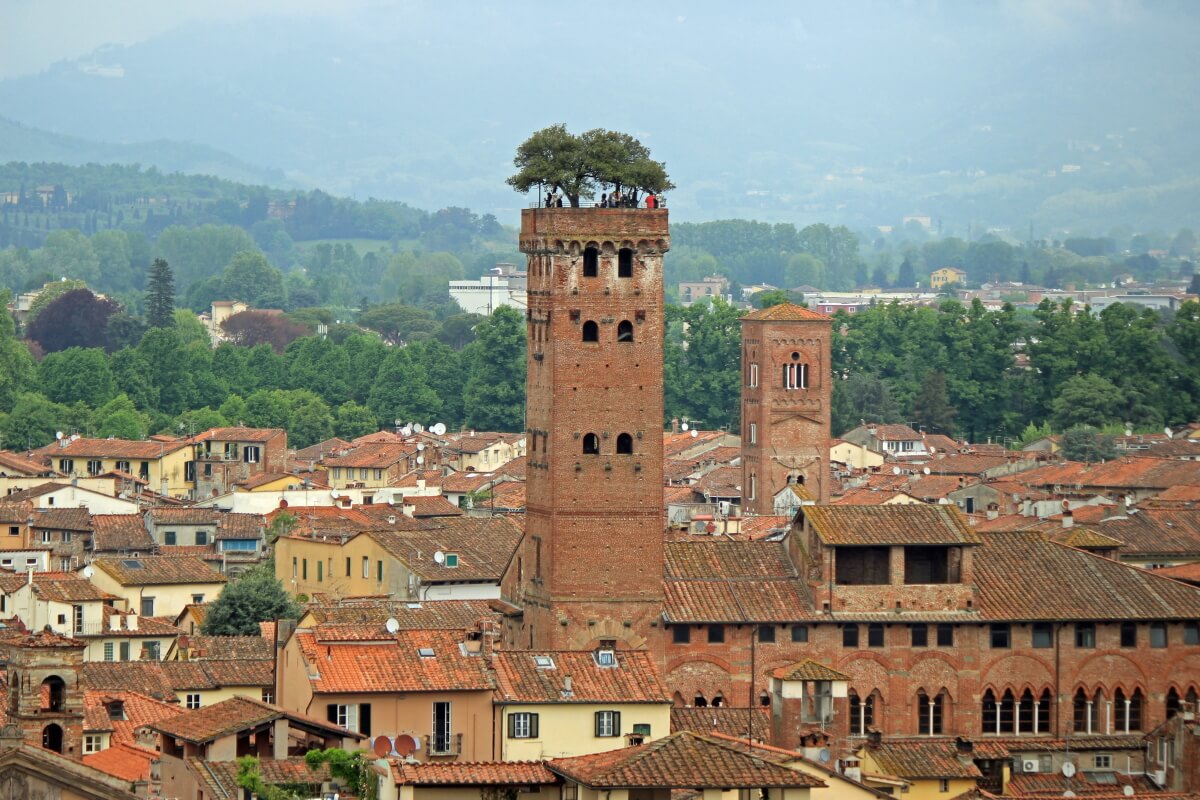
[
  {"left": 304, "top": 597, "right": 500, "bottom": 630},
  {"left": 93, "top": 555, "right": 226, "bottom": 585},
  {"left": 0, "top": 572, "right": 117, "bottom": 602},
  {"left": 369, "top": 515, "right": 522, "bottom": 582},
  {"left": 800, "top": 505, "right": 981, "bottom": 545},
  {"left": 297, "top": 628, "right": 493, "bottom": 693},
  {"left": 493, "top": 650, "right": 669, "bottom": 704},
  {"left": 741, "top": 303, "right": 829, "bottom": 322},
  {"left": 664, "top": 576, "right": 815, "bottom": 623},
  {"left": 391, "top": 760, "right": 557, "bottom": 786},
  {"left": 152, "top": 696, "right": 346, "bottom": 743},
  {"left": 90, "top": 514, "right": 155, "bottom": 551},
  {"left": 866, "top": 739, "right": 983, "bottom": 779},
  {"left": 200, "top": 427, "right": 284, "bottom": 442},
  {"left": 665, "top": 541, "right": 797, "bottom": 580},
  {"left": 189, "top": 757, "right": 334, "bottom": 799},
  {"left": 180, "top": 634, "right": 272, "bottom": 660},
  {"left": 83, "top": 690, "right": 184, "bottom": 746},
  {"left": 146, "top": 507, "right": 221, "bottom": 525},
  {"left": 29, "top": 508, "right": 93, "bottom": 531},
  {"left": 973, "top": 531, "right": 1200, "bottom": 620},
  {"left": 772, "top": 660, "right": 850, "bottom": 682},
  {"left": 321, "top": 442, "right": 415, "bottom": 468},
  {"left": 35, "top": 436, "right": 192, "bottom": 459},
  {"left": 1090, "top": 509, "right": 1200, "bottom": 557},
  {"left": 549, "top": 731, "right": 826, "bottom": 789},
  {"left": 670, "top": 707, "right": 771, "bottom": 741},
  {"left": 83, "top": 743, "right": 159, "bottom": 782},
  {"left": 1017, "top": 458, "right": 1200, "bottom": 490}
]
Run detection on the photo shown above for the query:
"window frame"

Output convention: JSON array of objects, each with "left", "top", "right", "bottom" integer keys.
[
  {"left": 594, "top": 710, "right": 621, "bottom": 738},
  {"left": 509, "top": 712, "right": 539, "bottom": 739},
  {"left": 910, "top": 624, "right": 928, "bottom": 648},
  {"left": 186, "top": 694, "right": 201, "bottom": 710}
]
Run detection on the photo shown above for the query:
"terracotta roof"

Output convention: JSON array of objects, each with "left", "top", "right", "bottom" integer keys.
[
  {"left": 442, "top": 471, "right": 501, "bottom": 493},
  {"left": 153, "top": 695, "right": 346, "bottom": 743},
  {"left": 851, "top": 424, "right": 924, "bottom": 442},
  {"left": 82, "top": 658, "right": 271, "bottom": 700},
  {"left": 695, "top": 466, "right": 742, "bottom": 498},
  {"left": 82, "top": 743, "right": 159, "bottom": 782},
  {"left": 322, "top": 442, "right": 415, "bottom": 468},
  {"left": 99, "top": 607, "right": 182, "bottom": 636},
  {"left": 832, "top": 488, "right": 916, "bottom": 506},
  {"left": 800, "top": 505, "right": 981, "bottom": 545},
  {"left": 2, "top": 482, "right": 72, "bottom": 501},
  {"left": 488, "top": 481, "right": 527, "bottom": 512},
  {"left": 368, "top": 515, "right": 522, "bottom": 582},
  {"left": 0, "top": 501, "right": 32, "bottom": 524},
  {"left": 1146, "top": 484, "right": 1200, "bottom": 505},
  {"left": 1006, "top": 772, "right": 1160, "bottom": 796},
  {"left": 549, "top": 731, "right": 826, "bottom": 789},
  {"left": 664, "top": 486, "right": 700, "bottom": 505},
  {"left": 29, "top": 507, "right": 93, "bottom": 531},
  {"left": 924, "top": 455, "right": 1014, "bottom": 475},
  {"left": 189, "top": 659, "right": 274, "bottom": 688},
  {"left": 771, "top": 660, "right": 850, "bottom": 682},
  {"left": 405, "top": 495, "right": 465, "bottom": 517},
  {"left": 865, "top": 739, "right": 982, "bottom": 779},
  {"left": 1091, "top": 509, "right": 1200, "bottom": 557},
  {"left": 739, "top": 515, "right": 792, "bottom": 539},
  {"left": 179, "top": 634, "right": 272, "bottom": 660},
  {"left": 216, "top": 512, "right": 266, "bottom": 540},
  {"left": 493, "top": 650, "right": 669, "bottom": 704},
  {"left": 0, "top": 450, "right": 56, "bottom": 475},
  {"left": 146, "top": 507, "right": 221, "bottom": 525},
  {"left": 82, "top": 663, "right": 178, "bottom": 701},
  {"left": 93, "top": 555, "right": 226, "bottom": 586},
  {"left": 354, "top": 430, "right": 405, "bottom": 444},
  {"left": 670, "top": 707, "right": 771, "bottom": 741},
  {"left": 741, "top": 303, "right": 830, "bottom": 322},
  {"left": 83, "top": 690, "right": 184, "bottom": 745},
  {"left": 664, "top": 579, "right": 816, "bottom": 623},
  {"left": 394, "top": 469, "right": 444, "bottom": 488},
  {"left": 35, "top": 436, "right": 192, "bottom": 459},
  {"left": 1048, "top": 528, "right": 1125, "bottom": 550},
  {"left": 24, "top": 574, "right": 119, "bottom": 603},
  {"left": 922, "top": 435, "right": 962, "bottom": 454},
  {"left": 1153, "top": 562, "right": 1200, "bottom": 582},
  {"left": 188, "top": 757, "right": 334, "bottom": 798},
  {"left": 983, "top": 735, "right": 1145, "bottom": 752},
  {"left": 501, "top": 456, "right": 527, "bottom": 479},
  {"left": 974, "top": 531, "right": 1200, "bottom": 620},
  {"left": 1017, "top": 458, "right": 1200, "bottom": 491},
  {"left": 90, "top": 514, "right": 155, "bottom": 552},
  {"left": 391, "top": 760, "right": 558, "bottom": 786},
  {"left": 305, "top": 598, "right": 501, "bottom": 631},
  {"left": 293, "top": 437, "right": 352, "bottom": 460},
  {"left": 905, "top": 475, "right": 965, "bottom": 500},
  {"left": 666, "top": 541, "right": 797, "bottom": 580},
  {"left": 663, "top": 430, "right": 727, "bottom": 458},
  {"left": 296, "top": 628, "right": 494, "bottom": 693},
  {"left": 200, "top": 426, "right": 284, "bottom": 442},
  {"left": 450, "top": 434, "right": 506, "bottom": 454}
]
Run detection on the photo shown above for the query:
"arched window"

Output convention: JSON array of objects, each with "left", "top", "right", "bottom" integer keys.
[
  {"left": 42, "top": 723, "right": 63, "bottom": 753},
  {"left": 999, "top": 689, "right": 1016, "bottom": 733},
  {"left": 583, "top": 246, "right": 599, "bottom": 277},
  {"left": 617, "top": 320, "right": 634, "bottom": 342},
  {"left": 1018, "top": 689, "right": 1035, "bottom": 733},
  {"left": 582, "top": 320, "right": 599, "bottom": 342},
  {"left": 694, "top": 694, "right": 708, "bottom": 708},
  {"left": 41, "top": 676, "right": 66, "bottom": 712},
  {"left": 849, "top": 691, "right": 876, "bottom": 736},
  {"left": 712, "top": 693, "right": 725, "bottom": 708},
  {"left": 759, "top": 691, "right": 771, "bottom": 707},
  {"left": 982, "top": 689, "right": 997, "bottom": 734},
  {"left": 1037, "top": 689, "right": 1052, "bottom": 734},
  {"left": 1117, "top": 688, "right": 1144, "bottom": 732},
  {"left": 582, "top": 433, "right": 600, "bottom": 455},
  {"left": 1074, "top": 688, "right": 1101, "bottom": 735},
  {"left": 1167, "top": 687, "right": 1182, "bottom": 719},
  {"left": 917, "top": 690, "right": 944, "bottom": 735},
  {"left": 618, "top": 248, "right": 634, "bottom": 277},
  {"left": 616, "top": 433, "right": 633, "bottom": 455}
]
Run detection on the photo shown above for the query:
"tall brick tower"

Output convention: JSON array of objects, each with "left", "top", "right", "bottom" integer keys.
[
  {"left": 0, "top": 629, "right": 86, "bottom": 756},
  {"left": 513, "top": 207, "right": 669, "bottom": 652},
  {"left": 740, "top": 303, "right": 832, "bottom": 513}
]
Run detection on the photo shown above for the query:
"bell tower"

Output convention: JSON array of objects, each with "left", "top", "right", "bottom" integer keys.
[
  {"left": 740, "top": 303, "right": 832, "bottom": 513},
  {"left": 0, "top": 628, "right": 86, "bottom": 757},
  {"left": 512, "top": 206, "right": 669, "bottom": 651}
]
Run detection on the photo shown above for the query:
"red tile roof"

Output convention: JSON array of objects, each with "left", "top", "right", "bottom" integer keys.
[
  {"left": 200, "top": 426, "right": 284, "bottom": 443},
  {"left": 800, "top": 505, "right": 981, "bottom": 545},
  {"left": 493, "top": 650, "right": 670, "bottom": 704},
  {"left": 368, "top": 515, "right": 523, "bottom": 582},
  {"left": 924, "top": 454, "right": 1015, "bottom": 475},
  {"left": 740, "top": 303, "right": 830, "bottom": 322},
  {"left": 666, "top": 541, "right": 798, "bottom": 580},
  {"left": 488, "top": 481, "right": 527, "bottom": 512},
  {"left": 695, "top": 466, "right": 742, "bottom": 498},
  {"left": 189, "top": 757, "right": 335, "bottom": 798},
  {"left": 296, "top": 628, "right": 494, "bottom": 693},
  {"left": 82, "top": 743, "right": 159, "bottom": 782},
  {"left": 832, "top": 488, "right": 916, "bottom": 506},
  {"left": 864, "top": 739, "right": 983, "bottom": 779},
  {"left": 906, "top": 475, "right": 967, "bottom": 500},
  {"left": 93, "top": 555, "right": 227, "bottom": 586},
  {"left": 0, "top": 450, "right": 57, "bottom": 475},
  {"left": 304, "top": 597, "right": 501, "bottom": 630},
  {"left": 391, "top": 760, "right": 558, "bottom": 786},
  {"left": 1090, "top": 509, "right": 1200, "bottom": 557},
  {"left": 322, "top": 442, "right": 415, "bottom": 468},
  {"left": 29, "top": 507, "right": 93, "bottom": 531},
  {"left": 177, "top": 634, "right": 272, "bottom": 660},
  {"left": 771, "top": 660, "right": 850, "bottom": 681},
  {"left": 35, "top": 437, "right": 193, "bottom": 459},
  {"left": 549, "top": 731, "right": 827, "bottom": 789},
  {"left": 153, "top": 695, "right": 348, "bottom": 743},
  {"left": 90, "top": 514, "right": 155, "bottom": 552},
  {"left": 1017, "top": 458, "right": 1200, "bottom": 491},
  {"left": 84, "top": 690, "right": 184, "bottom": 745},
  {"left": 670, "top": 707, "right": 771, "bottom": 742},
  {"left": 405, "top": 495, "right": 465, "bottom": 517}
]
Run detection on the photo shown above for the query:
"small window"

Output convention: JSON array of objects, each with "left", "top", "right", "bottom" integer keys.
[
  {"left": 618, "top": 248, "right": 633, "bottom": 277},
  {"left": 991, "top": 624, "right": 1011, "bottom": 649},
  {"left": 616, "top": 433, "right": 634, "bottom": 455},
  {"left": 317, "top": 561, "right": 323, "bottom": 582},
  {"left": 1185, "top": 622, "right": 1199, "bottom": 645},
  {"left": 937, "top": 624, "right": 954, "bottom": 647},
  {"left": 595, "top": 649, "right": 617, "bottom": 667},
  {"left": 617, "top": 320, "right": 634, "bottom": 342},
  {"left": 672, "top": 626, "right": 690, "bottom": 644},
  {"left": 1094, "top": 755, "right": 1112, "bottom": 769},
  {"left": 103, "top": 642, "right": 114, "bottom": 662},
  {"left": 708, "top": 624, "right": 725, "bottom": 643},
  {"left": 1033, "top": 622, "right": 1054, "bottom": 648},
  {"left": 583, "top": 246, "right": 599, "bottom": 277},
  {"left": 164, "top": 531, "right": 176, "bottom": 546},
  {"left": 1150, "top": 622, "right": 1168, "bottom": 648},
  {"left": 582, "top": 433, "right": 600, "bottom": 455},
  {"left": 417, "top": 647, "right": 435, "bottom": 658},
  {"left": 595, "top": 710, "right": 620, "bottom": 737},
  {"left": 140, "top": 597, "right": 155, "bottom": 617},
  {"left": 192, "top": 594, "right": 204, "bottom": 604},
  {"left": 582, "top": 320, "right": 599, "bottom": 342},
  {"left": 195, "top": 530, "right": 208, "bottom": 546},
  {"left": 362, "top": 556, "right": 369, "bottom": 578},
  {"left": 842, "top": 624, "right": 859, "bottom": 647},
  {"left": 533, "top": 656, "right": 555, "bottom": 669},
  {"left": 186, "top": 694, "right": 201, "bottom": 710},
  {"left": 868, "top": 623, "right": 885, "bottom": 647},
  {"left": 910, "top": 624, "right": 928, "bottom": 647},
  {"left": 1120, "top": 622, "right": 1137, "bottom": 647},
  {"left": 791, "top": 625, "right": 809, "bottom": 643},
  {"left": 377, "top": 560, "right": 383, "bottom": 582},
  {"left": 444, "top": 553, "right": 459, "bottom": 568},
  {"left": 939, "top": 780, "right": 950, "bottom": 793},
  {"left": 1075, "top": 622, "right": 1096, "bottom": 648},
  {"left": 758, "top": 625, "right": 776, "bottom": 643},
  {"left": 748, "top": 363, "right": 759, "bottom": 388},
  {"left": 783, "top": 362, "right": 809, "bottom": 390},
  {"left": 509, "top": 712, "right": 539, "bottom": 739}
]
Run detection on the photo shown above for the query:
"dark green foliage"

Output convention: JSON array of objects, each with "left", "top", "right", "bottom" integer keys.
[
  {"left": 146, "top": 258, "right": 176, "bottom": 328},
  {"left": 201, "top": 562, "right": 302, "bottom": 636},
  {"left": 39, "top": 348, "right": 114, "bottom": 408},
  {"left": 461, "top": 306, "right": 526, "bottom": 431},
  {"left": 26, "top": 288, "right": 119, "bottom": 353},
  {"left": 0, "top": 392, "right": 72, "bottom": 449},
  {"left": 663, "top": 299, "right": 743, "bottom": 431},
  {"left": 1060, "top": 425, "right": 1119, "bottom": 463},
  {"left": 911, "top": 371, "right": 957, "bottom": 435}
]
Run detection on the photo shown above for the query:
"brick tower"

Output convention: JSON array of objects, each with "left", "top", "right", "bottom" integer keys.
[
  {"left": 512, "top": 207, "right": 669, "bottom": 652},
  {"left": 740, "top": 303, "right": 832, "bottom": 513},
  {"left": 0, "top": 629, "right": 86, "bottom": 756}
]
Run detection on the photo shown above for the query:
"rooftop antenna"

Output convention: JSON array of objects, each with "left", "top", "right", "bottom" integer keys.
[{"left": 690, "top": 429, "right": 698, "bottom": 438}]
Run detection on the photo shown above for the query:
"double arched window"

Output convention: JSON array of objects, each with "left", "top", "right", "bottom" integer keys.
[{"left": 582, "top": 433, "right": 635, "bottom": 455}]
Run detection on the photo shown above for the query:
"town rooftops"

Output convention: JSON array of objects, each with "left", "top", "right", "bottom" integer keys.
[
  {"left": 188, "top": 757, "right": 337, "bottom": 799},
  {"left": 82, "top": 743, "right": 158, "bottom": 783},
  {"left": 91, "top": 556, "right": 226, "bottom": 586},
  {"left": 303, "top": 597, "right": 501, "bottom": 631},
  {"left": 152, "top": 695, "right": 354, "bottom": 744},
  {"left": 548, "top": 731, "right": 827, "bottom": 789},
  {"left": 799, "top": 505, "right": 981, "bottom": 546},
  {"left": 198, "top": 426, "right": 284, "bottom": 442},
  {"left": 852, "top": 424, "right": 925, "bottom": 442},
  {"left": 740, "top": 302, "right": 830, "bottom": 322},
  {"left": 145, "top": 507, "right": 221, "bottom": 525},
  {"left": 368, "top": 515, "right": 523, "bottom": 583},
  {"left": 0, "top": 450, "right": 57, "bottom": 475},
  {"left": 1017, "top": 458, "right": 1200, "bottom": 491},
  {"left": 321, "top": 442, "right": 415, "bottom": 468},
  {"left": 176, "top": 634, "right": 272, "bottom": 660},
  {"left": 1089, "top": 509, "right": 1200, "bottom": 558},
  {"left": 391, "top": 760, "right": 558, "bottom": 787},
  {"left": 771, "top": 660, "right": 850, "bottom": 682},
  {"left": 34, "top": 436, "right": 193, "bottom": 459},
  {"left": 29, "top": 507, "right": 93, "bottom": 531},
  {"left": 295, "top": 628, "right": 494, "bottom": 693},
  {"left": 90, "top": 514, "right": 155, "bottom": 552},
  {"left": 492, "top": 650, "right": 670, "bottom": 704},
  {"left": 864, "top": 739, "right": 983, "bottom": 779},
  {"left": 671, "top": 707, "right": 771, "bottom": 741}
]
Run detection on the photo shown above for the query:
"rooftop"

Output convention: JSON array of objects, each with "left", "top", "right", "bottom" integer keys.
[
  {"left": 92, "top": 555, "right": 227, "bottom": 586},
  {"left": 800, "top": 504, "right": 981, "bottom": 546},
  {"left": 492, "top": 650, "right": 670, "bottom": 704},
  {"left": 296, "top": 628, "right": 494, "bottom": 693},
  {"left": 740, "top": 302, "right": 830, "bottom": 322}
]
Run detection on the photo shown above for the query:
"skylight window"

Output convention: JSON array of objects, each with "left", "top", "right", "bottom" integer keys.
[
  {"left": 444, "top": 553, "right": 459, "bottom": 568},
  {"left": 417, "top": 647, "right": 435, "bottom": 658},
  {"left": 121, "top": 559, "right": 143, "bottom": 569},
  {"left": 533, "top": 655, "right": 555, "bottom": 669}
]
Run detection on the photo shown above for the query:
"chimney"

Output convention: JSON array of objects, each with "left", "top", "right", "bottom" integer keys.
[
  {"left": 671, "top": 418, "right": 680, "bottom": 435},
  {"left": 866, "top": 729, "right": 882, "bottom": 748},
  {"left": 127, "top": 613, "right": 138, "bottom": 631},
  {"left": 955, "top": 736, "right": 974, "bottom": 756},
  {"left": 563, "top": 675, "right": 573, "bottom": 697},
  {"left": 1062, "top": 510, "right": 1074, "bottom": 529}
]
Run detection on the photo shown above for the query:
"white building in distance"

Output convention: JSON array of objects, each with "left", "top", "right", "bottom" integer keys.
[{"left": 449, "top": 263, "right": 527, "bottom": 315}]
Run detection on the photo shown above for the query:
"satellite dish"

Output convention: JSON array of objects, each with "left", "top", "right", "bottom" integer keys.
[
  {"left": 431, "top": 422, "right": 447, "bottom": 436},
  {"left": 1063, "top": 792, "right": 1076, "bottom": 799},
  {"left": 55, "top": 431, "right": 64, "bottom": 441},
  {"left": 681, "top": 422, "right": 689, "bottom": 432},
  {"left": 373, "top": 736, "right": 393, "bottom": 758},
  {"left": 1125, "top": 428, "right": 1133, "bottom": 437},
  {"left": 1062, "top": 762, "right": 1077, "bottom": 778},
  {"left": 1123, "top": 786, "right": 1135, "bottom": 797},
  {"left": 394, "top": 734, "right": 417, "bottom": 756},
  {"left": 922, "top": 467, "right": 931, "bottom": 475},
  {"left": 417, "top": 443, "right": 425, "bottom": 451},
  {"left": 401, "top": 426, "right": 413, "bottom": 437},
  {"left": 82, "top": 566, "right": 94, "bottom": 579},
  {"left": 818, "top": 748, "right": 831, "bottom": 763},
  {"left": 433, "top": 551, "right": 445, "bottom": 564},
  {"left": 416, "top": 456, "right": 424, "bottom": 465},
  {"left": 690, "top": 429, "right": 698, "bottom": 438},
  {"left": 330, "top": 489, "right": 341, "bottom": 499},
  {"left": 892, "top": 467, "right": 901, "bottom": 475},
  {"left": 413, "top": 423, "right": 424, "bottom": 433},
  {"left": 394, "top": 419, "right": 403, "bottom": 427},
  {"left": 385, "top": 618, "right": 400, "bottom": 634}
]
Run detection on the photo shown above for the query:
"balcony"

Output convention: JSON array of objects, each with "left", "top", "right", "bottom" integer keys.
[{"left": 425, "top": 732, "right": 462, "bottom": 757}]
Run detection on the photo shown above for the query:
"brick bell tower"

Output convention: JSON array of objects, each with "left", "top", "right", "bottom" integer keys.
[
  {"left": 513, "top": 206, "right": 669, "bottom": 652},
  {"left": 740, "top": 303, "right": 832, "bottom": 513}
]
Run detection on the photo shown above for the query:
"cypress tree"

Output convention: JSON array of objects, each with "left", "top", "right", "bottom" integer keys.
[{"left": 146, "top": 258, "right": 176, "bottom": 328}]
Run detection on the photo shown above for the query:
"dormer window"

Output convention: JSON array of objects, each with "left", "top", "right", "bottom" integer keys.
[
  {"left": 444, "top": 553, "right": 459, "bottom": 568},
  {"left": 533, "top": 655, "right": 555, "bottom": 669},
  {"left": 595, "top": 649, "right": 617, "bottom": 667},
  {"left": 417, "top": 648, "right": 435, "bottom": 658}
]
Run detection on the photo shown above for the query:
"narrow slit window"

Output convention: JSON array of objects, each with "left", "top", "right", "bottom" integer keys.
[
  {"left": 618, "top": 248, "right": 633, "bottom": 277},
  {"left": 583, "top": 246, "right": 599, "bottom": 277}
]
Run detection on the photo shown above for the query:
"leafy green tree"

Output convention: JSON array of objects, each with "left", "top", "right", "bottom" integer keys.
[
  {"left": 146, "top": 258, "right": 176, "bottom": 328},
  {"left": 1017, "top": 420, "right": 1053, "bottom": 447},
  {"left": 0, "top": 290, "right": 35, "bottom": 410},
  {"left": 33, "top": 230, "right": 100, "bottom": 285},
  {"left": 173, "top": 407, "right": 228, "bottom": 435},
  {"left": 137, "top": 328, "right": 193, "bottom": 415},
  {"left": 753, "top": 289, "right": 789, "bottom": 309},
  {"left": 220, "top": 250, "right": 286, "bottom": 308},
  {"left": 109, "top": 348, "right": 159, "bottom": 410},
  {"left": 437, "top": 313, "right": 483, "bottom": 350},
  {"left": 97, "top": 408, "right": 147, "bottom": 440},
  {"left": 202, "top": 562, "right": 302, "bottom": 636},
  {"left": 219, "top": 395, "right": 250, "bottom": 426},
  {"left": 663, "top": 298, "right": 742, "bottom": 431},
  {"left": 39, "top": 348, "right": 114, "bottom": 407},
  {"left": 156, "top": 224, "right": 256, "bottom": 289},
  {"left": 1060, "top": 424, "right": 1118, "bottom": 463},
  {"left": 358, "top": 303, "right": 439, "bottom": 344},
  {"left": 1051, "top": 374, "right": 1126, "bottom": 430},
  {"left": 104, "top": 312, "right": 146, "bottom": 352},
  {"left": 334, "top": 401, "right": 379, "bottom": 440},
  {"left": 912, "top": 370, "right": 956, "bottom": 435},
  {"left": 91, "top": 230, "right": 135, "bottom": 294},
  {"left": 461, "top": 306, "right": 526, "bottom": 431},
  {"left": 831, "top": 372, "right": 902, "bottom": 435},
  {"left": 409, "top": 339, "right": 466, "bottom": 428},
  {"left": 0, "top": 393, "right": 71, "bottom": 450},
  {"left": 244, "top": 390, "right": 292, "bottom": 430},
  {"left": 896, "top": 257, "right": 916, "bottom": 287},
  {"left": 368, "top": 349, "right": 442, "bottom": 428},
  {"left": 287, "top": 393, "right": 335, "bottom": 449}
]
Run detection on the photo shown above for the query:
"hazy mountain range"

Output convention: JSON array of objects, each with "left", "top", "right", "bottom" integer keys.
[{"left": 2, "top": 2, "right": 1198, "bottom": 234}]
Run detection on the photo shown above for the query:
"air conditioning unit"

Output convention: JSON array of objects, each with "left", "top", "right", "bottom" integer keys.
[{"left": 1022, "top": 760, "right": 1040, "bottom": 774}]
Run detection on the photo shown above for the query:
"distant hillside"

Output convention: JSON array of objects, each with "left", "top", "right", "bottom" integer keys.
[{"left": 0, "top": 115, "right": 289, "bottom": 187}]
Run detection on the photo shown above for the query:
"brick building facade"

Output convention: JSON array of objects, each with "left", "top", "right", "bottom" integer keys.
[
  {"left": 740, "top": 303, "right": 832, "bottom": 510},
  {"left": 507, "top": 207, "right": 669, "bottom": 654}
]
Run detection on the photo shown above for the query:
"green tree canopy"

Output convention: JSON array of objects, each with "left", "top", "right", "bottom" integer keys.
[
  {"left": 461, "top": 306, "right": 526, "bottom": 431},
  {"left": 146, "top": 258, "right": 176, "bottom": 328},
  {"left": 201, "top": 562, "right": 302, "bottom": 636},
  {"left": 1060, "top": 424, "right": 1119, "bottom": 463}
]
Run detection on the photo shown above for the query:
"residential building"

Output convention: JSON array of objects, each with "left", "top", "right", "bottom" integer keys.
[
  {"left": 449, "top": 263, "right": 528, "bottom": 315},
  {"left": 191, "top": 426, "right": 288, "bottom": 498},
  {"left": 930, "top": 267, "right": 967, "bottom": 289},
  {"left": 678, "top": 274, "right": 729, "bottom": 305},
  {"left": 5, "top": 482, "right": 139, "bottom": 515},
  {"left": 830, "top": 440, "right": 885, "bottom": 471},
  {"left": 85, "top": 556, "right": 227, "bottom": 619},
  {"left": 841, "top": 424, "right": 931, "bottom": 459},
  {"left": 855, "top": 737, "right": 991, "bottom": 800},
  {"left": 31, "top": 438, "right": 195, "bottom": 498},
  {"left": 443, "top": 432, "right": 526, "bottom": 472},
  {"left": 322, "top": 442, "right": 425, "bottom": 489}
]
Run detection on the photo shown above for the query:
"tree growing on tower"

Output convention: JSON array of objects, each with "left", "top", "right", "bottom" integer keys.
[{"left": 146, "top": 258, "right": 176, "bottom": 328}]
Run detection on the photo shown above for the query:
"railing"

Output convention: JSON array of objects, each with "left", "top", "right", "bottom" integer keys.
[
  {"left": 425, "top": 732, "right": 462, "bottom": 756},
  {"left": 528, "top": 199, "right": 666, "bottom": 210}
]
